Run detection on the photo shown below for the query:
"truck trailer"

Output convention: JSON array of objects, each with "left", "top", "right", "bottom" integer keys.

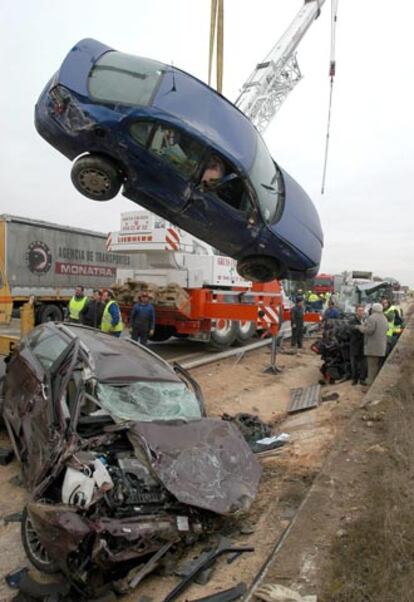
[{"left": 0, "top": 214, "right": 133, "bottom": 324}]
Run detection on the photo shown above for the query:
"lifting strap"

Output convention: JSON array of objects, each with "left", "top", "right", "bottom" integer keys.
[
  {"left": 321, "top": 0, "right": 339, "bottom": 194},
  {"left": 208, "top": 0, "right": 224, "bottom": 93}
]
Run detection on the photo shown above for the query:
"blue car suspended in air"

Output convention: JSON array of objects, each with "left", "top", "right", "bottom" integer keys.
[{"left": 35, "top": 38, "right": 323, "bottom": 282}]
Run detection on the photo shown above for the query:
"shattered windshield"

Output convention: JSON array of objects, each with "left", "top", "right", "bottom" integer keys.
[{"left": 96, "top": 381, "right": 202, "bottom": 422}]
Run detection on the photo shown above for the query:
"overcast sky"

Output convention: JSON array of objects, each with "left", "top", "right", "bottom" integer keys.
[{"left": 1, "top": 0, "right": 413, "bottom": 285}]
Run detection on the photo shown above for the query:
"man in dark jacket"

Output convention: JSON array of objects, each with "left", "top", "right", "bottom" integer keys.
[
  {"left": 291, "top": 296, "right": 305, "bottom": 349},
  {"left": 80, "top": 289, "right": 104, "bottom": 329},
  {"left": 130, "top": 292, "right": 155, "bottom": 346},
  {"left": 348, "top": 305, "right": 367, "bottom": 385}
]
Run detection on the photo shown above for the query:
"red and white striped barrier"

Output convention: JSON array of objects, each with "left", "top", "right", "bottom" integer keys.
[{"left": 165, "top": 227, "right": 180, "bottom": 251}]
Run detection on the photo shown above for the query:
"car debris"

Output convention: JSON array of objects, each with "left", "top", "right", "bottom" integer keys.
[
  {"left": 222, "top": 413, "right": 289, "bottom": 453},
  {"left": 2, "top": 511, "right": 23, "bottom": 524},
  {"left": 7, "top": 572, "right": 71, "bottom": 600},
  {"left": 163, "top": 537, "right": 254, "bottom": 602},
  {"left": 288, "top": 385, "right": 321, "bottom": 414},
  {"left": 254, "top": 583, "right": 317, "bottom": 601},
  {"left": 188, "top": 581, "right": 247, "bottom": 602},
  {"left": 321, "top": 392, "right": 340, "bottom": 402},
  {"left": 1, "top": 323, "right": 261, "bottom": 596},
  {"left": 311, "top": 319, "right": 352, "bottom": 383},
  {"left": 4, "top": 567, "right": 28, "bottom": 589},
  {"left": 0, "top": 446, "right": 14, "bottom": 465}
]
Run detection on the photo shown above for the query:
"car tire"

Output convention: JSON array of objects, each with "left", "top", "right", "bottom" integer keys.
[
  {"left": 71, "top": 154, "right": 122, "bottom": 201},
  {"left": 21, "top": 507, "right": 60, "bottom": 574},
  {"left": 210, "top": 319, "right": 237, "bottom": 348},
  {"left": 235, "top": 320, "right": 257, "bottom": 345},
  {"left": 236, "top": 256, "right": 280, "bottom": 283},
  {"left": 38, "top": 304, "right": 63, "bottom": 323}
]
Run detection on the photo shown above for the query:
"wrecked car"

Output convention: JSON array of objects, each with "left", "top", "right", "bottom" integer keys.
[
  {"left": 1, "top": 323, "right": 261, "bottom": 593},
  {"left": 35, "top": 38, "right": 323, "bottom": 283}
]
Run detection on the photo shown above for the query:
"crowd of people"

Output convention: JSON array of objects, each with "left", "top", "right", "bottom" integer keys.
[
  {"left": 291, "top": 289, "right": 404, "bottom": 388},
  {"left": 67, "top": 285, "right": 155, "bottom": 345}
]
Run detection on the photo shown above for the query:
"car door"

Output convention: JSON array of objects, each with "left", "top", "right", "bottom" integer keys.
[
  {"left": 180, "top": 162, "right": 262, "bottom": 258},
  {"left": 119, "top": 119, "right": 203, "bottom": 216},
  {"left": 4, "top": 328, "right": 70, "bottom": 488}
]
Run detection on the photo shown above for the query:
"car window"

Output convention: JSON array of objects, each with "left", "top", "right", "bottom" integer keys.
[
  {"left": 202, "top": 155, "right": 253, "bottom": 213},
  {"left": 148, "top": 124, "right": 206, "bottom": 179},
  {"left": 31, "top": 334, "right": 69, "bottom": 370},
  {"left": 129, "top": 121, "right": 153, "bottom": 147},
  {"left": 89, "top": 52, "right": 164, "bottom": 106},
  {"left": 249, "top": 135, "right": 284, "bottom": 223},
  {"left": 96, "top": 381, "right": 202, "bottom": 422}
]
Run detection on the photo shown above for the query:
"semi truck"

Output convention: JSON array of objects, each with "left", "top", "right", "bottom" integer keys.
[{"left": 0, "top": 214, "right": 133, "bottom": 324}]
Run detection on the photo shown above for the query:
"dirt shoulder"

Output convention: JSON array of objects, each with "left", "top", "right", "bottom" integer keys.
[{"left": 252, "top": 305, "right": 414, "bottom": 602}]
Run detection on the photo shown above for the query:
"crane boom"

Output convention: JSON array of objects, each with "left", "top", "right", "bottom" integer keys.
[{"left": 235, "top": 0, "right": 326, "bottom": 132}]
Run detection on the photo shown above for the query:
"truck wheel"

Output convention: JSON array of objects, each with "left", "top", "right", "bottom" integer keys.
[
  {"left": 21, "top": 507, "right": 59, "bottom": 574},
  {"left": 210, "top": 319, "right": 237, "bottom": 348},
  {"left": 71, "top": 154, "right": 122, "bottom": 201},
  {"left": 235, "top": 320, "right": 256, "bottom": 344},
  {"left": 38, "top": 304, "right": 63, "bottom": 323},
  {"left": 237, "top": 256, "right": 280, "bottom": 283}
]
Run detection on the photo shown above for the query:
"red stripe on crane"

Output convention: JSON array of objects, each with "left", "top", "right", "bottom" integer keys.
[
  {"left": 166, "top": 227, "right": 180, "bottom": 243},
  {"left": 165, "top": 236, "right": 179, "bottom": 251},
  {"left": 261, "top": 306, "right": 279, "bottom": 324}
]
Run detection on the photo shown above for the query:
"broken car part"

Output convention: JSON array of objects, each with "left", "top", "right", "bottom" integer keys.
[
  {"left": 163, "top": 538, "right": 254, "bottom": 602},
  {"left": 288, "top": 385, "right": 321, "bottom": 414},
  {"left": 188, "top": 582, "right": 247, "bottom": 602}
]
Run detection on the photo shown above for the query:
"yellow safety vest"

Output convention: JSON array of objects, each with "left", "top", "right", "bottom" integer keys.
[
  {"left": 384, "top": 305, "right": 401, "bottom": 337},
  {"left": 68, "top": 296, "right": 88, "bottom": 321},
  {"left": 101, "top": 300, "right": 124, "bottom": 334}
]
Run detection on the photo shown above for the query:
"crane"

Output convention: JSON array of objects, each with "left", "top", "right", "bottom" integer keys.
[
  {"left": 235, "top": 0, "right": 326, "bottom": 132},
  {"left": 209, "top": 0, "right": 327, "bottom": 133}
]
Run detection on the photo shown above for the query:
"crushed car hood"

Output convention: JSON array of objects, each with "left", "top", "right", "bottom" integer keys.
[{"left": 127, "top": 418, "right": 262, "bottom": 515}]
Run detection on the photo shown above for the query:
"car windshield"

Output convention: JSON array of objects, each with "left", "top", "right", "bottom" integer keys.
[
  {"left": 89, "top": 51, "right": 164, "bottom": 106},
  {"left": 96, "top": 381, "right": 202, "bottom": 422},
  {"left": 249, "top": 135, "right": 284, "bottom": 223}
]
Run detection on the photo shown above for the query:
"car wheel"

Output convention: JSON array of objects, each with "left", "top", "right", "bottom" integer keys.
[
  {"left": 210, "top": 319, "right": 237, "bottom": 348},
  {"left": 235, "top": 320, "right": 257, "bottom": 345},
  {"left": 71, "top": 154, "right": 122, "bottom": 201},
  {"left": 236, "top": 256, "right": 280, "bottom": 283},
  {"left": 21, "top": 507, "right": 60, "bottom": 574},
  {"left": 37, "top": 304, "right": 63, "bottom": 324}
]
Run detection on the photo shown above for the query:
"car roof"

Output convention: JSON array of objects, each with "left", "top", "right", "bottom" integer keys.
[
  {"left": 152, "top": 66, "right": 258, "bottom": 172},
  {"left": 58, "top": 38, "right": 259, "bottom": 172},
  {"left": 53, "top": 323, "right": 179, "bottom": 383}
]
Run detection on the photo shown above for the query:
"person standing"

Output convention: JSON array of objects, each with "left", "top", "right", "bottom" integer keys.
[
  {"left": 291, "top": 296, "right": 305, "bottom": 349},
  {"left": 382, "top": 298, "right": 403, "bottom": 353},
  {"left": 80, "top": 289, "right": 104, "bottom": 329},
  {"left": 101, "top": 290, "right": 123, "bottom": 337},
  {"left": 356, "top": 302, "right": 388, "bottom": 385},
  {"left": 130, "top": 292, "right": 155, "bottom": 346},
  {"left": 349, "top": 305, "right": 367, "bottom": 385},
  {"left": 68, "top": 285, "right": 88, "bottom": 323}
]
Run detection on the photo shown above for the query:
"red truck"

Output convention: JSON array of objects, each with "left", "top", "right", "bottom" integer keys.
[{"left": 312, "top": 273, "right": 335, "bottom": 295}]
